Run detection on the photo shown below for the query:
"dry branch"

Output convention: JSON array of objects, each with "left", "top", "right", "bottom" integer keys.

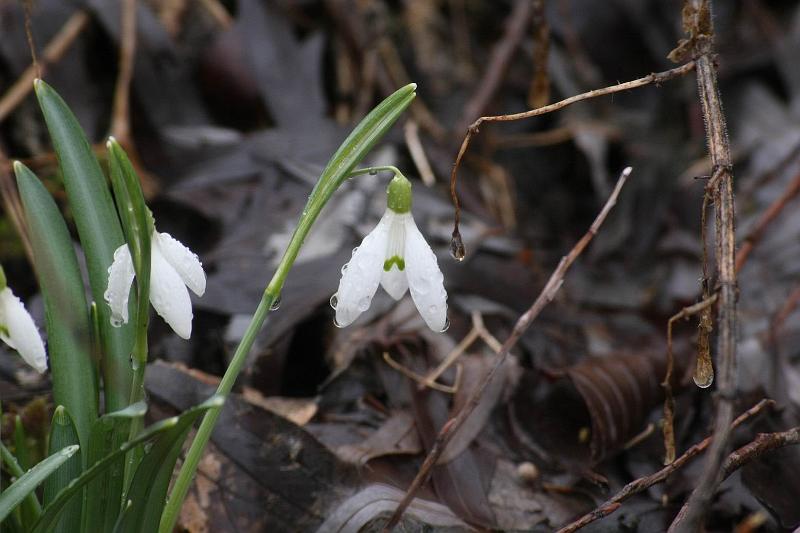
[
  {"left": 669, "top": 1, "right": 738, "bottom": 529},
  {"left": 382, "top": 166, "right": 633, "bottom": 531},
  {"left": 556, "top": 399, "right": 774, "bottom": 533}
]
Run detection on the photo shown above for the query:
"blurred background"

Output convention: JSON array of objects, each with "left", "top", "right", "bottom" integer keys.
[{"left": 2, "top": 0, "right": 800, "bottom": 531}]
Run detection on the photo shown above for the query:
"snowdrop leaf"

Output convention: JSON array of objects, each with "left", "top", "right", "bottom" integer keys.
[
  {"left": 35, "top": 79, "right": 134, "bottom": 411},
  {"left": 15, "top": 161, "right": 98, "bottom": 449},
  {"left": 42, "top": 407, "right": 82, "bottom": 533}
]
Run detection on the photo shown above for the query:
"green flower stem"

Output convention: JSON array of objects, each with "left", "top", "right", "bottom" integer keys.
[{"left": 160, "top": 85, "right": 416, "bottom": 533}]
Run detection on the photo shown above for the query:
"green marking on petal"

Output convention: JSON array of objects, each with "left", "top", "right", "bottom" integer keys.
[{"left": 383, "top": 255, "right": 405, "bottom": 271}]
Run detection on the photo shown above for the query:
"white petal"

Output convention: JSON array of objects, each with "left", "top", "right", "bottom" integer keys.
[
  {"left": 104, "top": 244, "right": 136, "bottom": 327},
  {"left": 334, "top": 211, "right": 392, "bottom": 327},
  {"left": 0, "top": 288, "right": 47, "bottom": 373},
  {"left": 150, "top": 245, "right": 194, "bottom": 339},
  {"left": 155, "top": 232, "right": 206, "bottom": 296},
  {"left": 381, "top": 267, "right": 408, "bottom": 300},
  {"left": 404, "top": 216, "right": 448, "bottom": 332}
]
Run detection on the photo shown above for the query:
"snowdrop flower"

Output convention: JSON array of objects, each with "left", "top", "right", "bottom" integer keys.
[
  {"left": 105, "top": 231, "right": 206, "bottom": 339},
  {"left": 0, "top": 269, "right": 47, "bottom": 373},
  {"left": 332, "top": 171, "right": 448, "bottom": 332}
]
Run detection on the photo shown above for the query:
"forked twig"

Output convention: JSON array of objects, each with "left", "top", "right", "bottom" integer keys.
[
  {"left": 556, "top": 399, "right": 774, "bottom": 533},
  {"left": 382, "top": 166, "right": 633, "bottom": 531},
  {"left": 448, "top": 62, "right": 695, "bottom": 255}
]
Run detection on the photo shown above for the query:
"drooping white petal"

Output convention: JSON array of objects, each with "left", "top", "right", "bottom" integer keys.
[
  {"left": 149, "top": 244, "right": 193, "bottom": 339},
  {"left": 155, "top": 232, "right": 206, "bottom": 296},
  {"left": 403, "top": 216, "right": 447, "bottom": 332},
  {"left": 334, "top": 211, "right": 392, "bottom": 327},
  {"left": 0, "top": 288, "right": 47, "bottom": 373},
  {"left": 104, "top": 244, "right": 136, "bottom": 327},
  {"left": 381, "top": 267, "right": 408, "bottom": 300}
]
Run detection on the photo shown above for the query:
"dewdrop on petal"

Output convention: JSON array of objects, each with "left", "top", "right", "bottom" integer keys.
[
  {"left": 105, "top": 230, "right": 206, "bottom": 339},
  {"left": 331, "top": 171, "right": 448, "bottom": 332}
]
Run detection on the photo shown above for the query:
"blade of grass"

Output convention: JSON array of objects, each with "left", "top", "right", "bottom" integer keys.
[
  {"left": 34, "top": 79, "right": 135, "bottom": 411},
  {"left": 15, "top": 161, "right": 98, "bottom": 450},
  {"left": 42, "top": 407, "right": 81, "bottom": 533},
  {"left": 0, "top": 445, "right": 79, "bottom": 523},
  {"left": 161, "top": 83, "right": 417, "bottom": 533}
]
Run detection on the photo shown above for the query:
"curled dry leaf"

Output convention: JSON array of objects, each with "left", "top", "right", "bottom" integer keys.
[{"left": 513, "top": 352, "right": 679, "bottom": 465}]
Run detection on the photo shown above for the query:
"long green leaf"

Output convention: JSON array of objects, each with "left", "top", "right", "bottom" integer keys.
[
  {"left": 34, "top": 79, "right": 135, "bottom": 411},
  {"left": 42, "top": 407, "right": 82, "bottom": 533},
  {"left": 15, "top": 162, "right": 98, "bottom": 449},
  {"left": 84, "top": 401, "right": 147, "bottom": 532},
  {"left": 0, "top": 442, "right": 41, "bottom": 525},
  {"left": 0, "top": 445, "right": 79, "bottom": 523},
  {"left": 118, "top": 398, "right": 222, "bottom": 533},
  {"left": 31, "top": 396, "right": 224, "bottom": 533}
]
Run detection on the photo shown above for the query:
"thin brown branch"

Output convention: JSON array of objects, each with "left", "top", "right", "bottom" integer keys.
[
  {"left": 111, "top": 0, "right": 137, "bottom": 144},
  {"left": 448, "top": 61, "right": 695, "bottom": 258},
  {"left": 0, "top": 148, "right": 33, "bottom": 263},
  {"left": 0, "top": 10, "right": 90, "bottom": 123},
  {"left": 455, "top": 0, "right": 535, "bottom": 132},
  {"left": 669, "top": 0, "right": 738, "bottom": 529},
  {"left": 735, "top": 168, "right": 800, "bottom": 272},
  {"left": 382, "top": 166, "right": 633, "bottom": 531},
  {"left": 663, "top": 294, "right": 718, "bottom": 464},
  {"left": 672, "top": 425, "right": 800, "bottom": 527},
  {"left": 556, "top": 399, "right": 774, "bottom": 533}
]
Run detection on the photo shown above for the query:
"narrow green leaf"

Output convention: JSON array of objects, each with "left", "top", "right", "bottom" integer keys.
[
  {"left": 84, "top": 402, "right": 147, "bottom": 532},
  {"left": 0, "top": 442, "right": 41, "bottom": 525},
  {"left": 15, "top": 162, "right": 98, "bottom": 450},
  {"left": 0, "top": 445, "right": 79, "bottom": 523},
  {"left": 12, "top": 416, "right": 31, "bottom": 472},
  {"left": 120, "top": 397, "right": 225, "bottom": 533},
  {"left": 34, "top": 79, "right": 135, "bottom": 411},
  {"left": 31, "top": 396, "right": 223, "bottom": 533},
  {"left": 41, "top": 407, "right": 82, "bottom": 533}
]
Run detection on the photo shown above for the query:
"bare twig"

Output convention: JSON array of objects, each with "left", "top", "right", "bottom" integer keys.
[
  {"left": 0, "top": 149, "right": 33, "bottom": 263},
  {"left": 669, "top": 1, "right": 738, "bottom": 529},
  {"left": 455, "top": 0, "right": 535, "bottom": 132},
  {"left": 111, "top": 0, "right": 137, "bottom": 144},
  {"left": 382, "top": 352, "right": 462, "bottom": 394},
  {"left": 671, "top": 425, "right": 800, "bottom": 526},
  {"left": 449, "top": 62, "right": 695, "bottom": 257},
  {"left": 735, "top": 168, "right": 800, "bottom": 271},
  {"left": 0, "top": 10, "right": 90, "bottom": 123},
  {"left": 663, "top": 295, "right": 718, "bottom": 464},
  {"left": 404, "top": 121, "right": 436, "bottom": 187},
  {"left": 383, "top": 166, "right": 633, "bottom": 531},
  {"left": 528, "top": 0, "right": 550, "bottom": 109},
  {"left": 556, "top": 399, "right": 774, "bottom": 533}
]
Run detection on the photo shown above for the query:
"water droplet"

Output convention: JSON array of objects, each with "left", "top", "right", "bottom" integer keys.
[
  {"left": 333, "top": 317, "right": 345, "bottom": 328},
  {"left": 329, "top": 293, "right": 338, "bottom": 309},
  {"left": 438, "top": 317, "right": 450, "bottom": 333},
  {"left": 130, "top": 356, "right": 140, "bottom": 371},
  {"left": 270, "top": 295, "right": 281, "bottom": 311},
  {"left": 110, "top": 317, "right": 122, "bottom": 328},
  {"left": 351, "top": 246, "right": 360, "bottom": 256},
  {"left": 693, "top": 354, "right": 714, "bottom": 388},
  {"left": 358, "top": 296, "right": 371, "bottom": 311},
  {"left": 450, "top": 231, "right": 466, "bottom": 261},
  {"left": 415, "top": 278, "right": 430, "bottom": 295},
  {"left": 144, "top": 442, "right": 154, "bottom": 453},
  {"left": 341, "top": 264, "right": 348, "bottom": 275},
  {"left": 369, "top": 169, "right": 378, "bottom": 175}
]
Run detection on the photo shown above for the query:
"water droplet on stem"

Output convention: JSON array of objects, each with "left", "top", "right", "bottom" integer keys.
[
  {"left": 270, "top": 295, "right": 281, "bottom": 311},
  {"left": 450, "top": 230, "right": 466, "bottom": 261}
]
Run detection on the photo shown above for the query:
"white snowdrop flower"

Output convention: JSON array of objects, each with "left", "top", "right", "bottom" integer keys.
[
  {"left": 332, "top": 172, "right": 448, "bottom": 332},
  {"left": 0, "top": 270, "right": 47, "bottom": 373},
  {"left": 105, "top": 231, "right": 206, "bottom": 339}
]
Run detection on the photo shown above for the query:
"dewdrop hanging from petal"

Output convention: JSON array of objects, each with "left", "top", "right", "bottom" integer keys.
[
  {"left": 0, "top": 266, "right": 47, "bottom": 373},
  {"left": 332, "top": 170, "right": 448, "bottom": 332},
  {"left": 105, "top": 230, "right": 206, "bottom": 339}
]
